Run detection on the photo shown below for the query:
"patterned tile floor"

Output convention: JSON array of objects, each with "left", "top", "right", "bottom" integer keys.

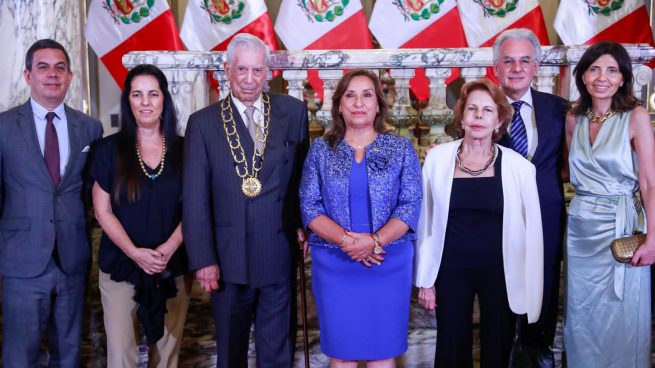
[{"left": 0, "top": 227, "right": 651, "bottom": 367}]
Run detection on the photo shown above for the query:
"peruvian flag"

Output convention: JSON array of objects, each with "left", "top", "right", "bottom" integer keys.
[
  {"left": 369, "top": 0, "right": 467, "bottom": 101},
  {"left": 275, "top": 0, "right": 373, "bottom": 50},
  {"left": 275, "top": 0, "right": 373, "bottom": 100},
  {"left": 85, "top": 0, "right": 183, "bottom": 88},
  {"left": 554, "top": 0, "right": 655, "bottom": 50},
  {"left": 457, "top": 0, "right": 549, "bottom": 47},
  {"left": 180, "top": 0, "right": 278, "bottom": 53}
]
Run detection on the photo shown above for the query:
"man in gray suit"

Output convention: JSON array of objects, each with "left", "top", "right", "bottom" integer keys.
[
  {"left": 0, "top": 39, "right": 103, "bottom": 366},
  {"left": 183, "top": 33, "right": 309, "bottom": 367}
]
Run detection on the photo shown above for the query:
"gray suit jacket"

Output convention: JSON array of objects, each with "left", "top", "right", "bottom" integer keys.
[
  {"left": 0, "top": 101, "right": 103, "bottom": 277},
  {"left": 183, "top": 93, "right": 309, "bottom": 288}
]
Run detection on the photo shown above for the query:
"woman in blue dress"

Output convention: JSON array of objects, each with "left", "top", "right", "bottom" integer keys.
[
  {"left": 300, "top": 69, "right": 422, "bottom": 367},
  {"left": 563, "top": 41, "right": 655, "bottom": 367}
]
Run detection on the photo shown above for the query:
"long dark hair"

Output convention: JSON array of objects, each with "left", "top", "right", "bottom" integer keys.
[
  {"left": 571, "top": 41, "right": 639, "bottom": 115},
  {"left": 324, "top": 69, "right": 389, "bottom": 148},
  {"left": 115, "top": 64, "right": 181, "bottom": 203}
]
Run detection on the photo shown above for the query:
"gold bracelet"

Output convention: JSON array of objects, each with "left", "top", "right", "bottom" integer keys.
[
  {"left": 339, "top": 233, "right": 348, "bottom": 247},
  {"left": 370, "top": 234, "right": 383, "bottom": 255},
  {"left": 373, "top": 232, "right": 383, "bottom": 246}
]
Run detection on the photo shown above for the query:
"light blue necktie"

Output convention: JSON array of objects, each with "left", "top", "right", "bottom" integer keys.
[{"left": 510, "top": 101, "right": 528, "bottom": 158}]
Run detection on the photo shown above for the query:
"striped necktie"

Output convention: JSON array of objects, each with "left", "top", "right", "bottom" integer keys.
[{"left": 510, "top": 101, "right": 528, "bottom": 158}]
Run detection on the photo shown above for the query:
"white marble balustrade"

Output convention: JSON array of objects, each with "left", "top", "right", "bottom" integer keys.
[{"left": 123, "top": 44, "right": 655, "bottom": 140}]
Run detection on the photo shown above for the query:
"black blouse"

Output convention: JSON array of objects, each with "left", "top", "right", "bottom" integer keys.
[
  {"left": 90, "top": 133, "right": 187, "bottom": 343},
  {"left": 91, "top": 134, "right": 187, "bottom": 277},
  {"left": 442, "top": 150, "right": 504, "bottom": 268}
]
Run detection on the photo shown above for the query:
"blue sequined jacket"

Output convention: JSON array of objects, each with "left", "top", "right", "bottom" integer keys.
[{"left": 300, "top": 133, "right": 422, "bottom": 248}]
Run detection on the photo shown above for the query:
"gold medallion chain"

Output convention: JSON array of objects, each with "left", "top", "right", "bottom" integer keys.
[{"left": 220, "top": 93, "right": 271, "bottom": 197}]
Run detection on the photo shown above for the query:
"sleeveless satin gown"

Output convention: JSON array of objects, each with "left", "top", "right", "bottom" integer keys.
[{"left": 564, "top": 110, "right": 650, "bottom": 367}]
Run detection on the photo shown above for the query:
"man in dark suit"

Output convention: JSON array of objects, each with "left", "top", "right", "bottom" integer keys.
[
  {"left": 183, "top": 33, "right": 309, "bottom": 368},
  {"left": 0, "top": 39, "right": 103, "bottom": 366},
  {"left": 494, "top": 29, "right": 567, "bottom": 347}
]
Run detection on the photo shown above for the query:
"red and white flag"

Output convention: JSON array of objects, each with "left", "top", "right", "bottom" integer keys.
[
  {"left": 554, "top": 0, "right": 655, "bottom": 47},
  {"left": 369, "top": 0, "right": 468, "bottom": 101},
  {"left": 180, "top": 0, "right": 278, "bottom": 52},
  {"left": 369, "top": 0, "right": 466, "bottom": 49},
  {"left": 275, "top": 0, "right": 373, "bottom": 101},
  {"left": 275, "top": 0, "right": 373, "bottom": 50},
  {"left": 457, "top": 0, "right": 549, "bottom": 47},
  {"left": 85, "top": 0, "right": 183, "bottom": 88}
]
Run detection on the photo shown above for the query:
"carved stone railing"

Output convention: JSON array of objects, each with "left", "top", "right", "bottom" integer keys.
[{"left": 123, "top": 44, "right": 655, "bottom": 142}]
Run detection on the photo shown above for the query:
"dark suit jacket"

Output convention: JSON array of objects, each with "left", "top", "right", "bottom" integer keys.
[
  {"left": 183, "top": 93, "right": 309, "bottom": 288},
  {"left": 0, "top": 101, "right": 103, "bottom": 277},
  {"left": 498, "top": 88, "right": 567, "bottom": 267}
]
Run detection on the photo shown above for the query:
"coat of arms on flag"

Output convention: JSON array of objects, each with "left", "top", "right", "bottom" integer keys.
[
  {"left": 474, "top": 0, "right": 519, "bottom": 18},
  {"left": 297, "top": 0, "right": 351, "bottom": 22},
  {"left": 201, "top": 0, "right": 245, "bottom": 24},
  {"left": 395, "top": 0, "right": 445, "bottom": 21},
  {"left": 585, "top": 0, "right": 624, "bottom": 16},
  {"left": 104, "top": 0, "right": 155, "bottom": 24}
]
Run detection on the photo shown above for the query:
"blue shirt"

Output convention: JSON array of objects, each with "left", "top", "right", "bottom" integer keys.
[
  {"left": 30, "top": 98, "right": 70, "bottom": 176},
  {"left": 300, "top": 133, "right": 422, "bottom": 248}
]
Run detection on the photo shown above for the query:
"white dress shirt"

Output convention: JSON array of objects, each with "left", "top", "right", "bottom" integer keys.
[
  {"left": 231, "top": 93, "right": 264, "bottom": 129},
  {"left": 30, "top": 98, "right": 70, "bottom": 176}
]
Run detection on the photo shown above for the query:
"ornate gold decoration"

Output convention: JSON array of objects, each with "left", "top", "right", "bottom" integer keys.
[
  {"left": 585, "top": 108, "right": 615, "bottom": 124},
  {"left": 220, "top": 93, "right": 270, "bottom": 197}
]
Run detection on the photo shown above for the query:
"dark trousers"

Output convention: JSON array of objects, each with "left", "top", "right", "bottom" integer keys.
[
  {"left": 2, "top": 258, "right": 86, "bottom": 368},
  {"left": 435, "top": 265, "right": 516, "bottom": 368},
  {"left": 210, "top": 280, "right": 293, "bottom": 368}
]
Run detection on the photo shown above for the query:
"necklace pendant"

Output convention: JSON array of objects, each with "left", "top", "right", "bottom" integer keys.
[
  {"left": 151, "top": 174, "right": 156, "bottom": 181},
  {"left": 242, "top": 176, "right": 262, "bottom": 197}
]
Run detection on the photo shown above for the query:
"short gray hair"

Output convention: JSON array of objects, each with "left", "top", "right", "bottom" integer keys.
[
  {"left": 492, "top": 28, "right": 542, "bottom": 65},
  {"left": 226, "top": 33, "right": 271, "bottom": 65}
]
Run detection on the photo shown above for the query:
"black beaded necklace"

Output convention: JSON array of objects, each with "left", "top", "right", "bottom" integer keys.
[{"left": 455, "top": 143, "right": 498, "bottom": 176}]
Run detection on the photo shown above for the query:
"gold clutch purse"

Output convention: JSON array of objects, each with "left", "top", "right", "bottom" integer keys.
[{"left": 611, "top": 233, "right": 647, "bottom": 263}]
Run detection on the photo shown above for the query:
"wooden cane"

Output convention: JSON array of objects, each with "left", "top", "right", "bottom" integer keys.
[{"left": 298, "top": 254, "right": 310, "bottom": 367}]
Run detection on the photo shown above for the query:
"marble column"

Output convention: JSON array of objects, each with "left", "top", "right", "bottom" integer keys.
[{"left": 0, "top": 0, "right": 87, "bottom": 112}]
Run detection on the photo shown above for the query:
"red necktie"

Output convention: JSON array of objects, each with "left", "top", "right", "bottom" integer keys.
[{"left": 44, "top": 112, "right": 61, "bottom": 186}]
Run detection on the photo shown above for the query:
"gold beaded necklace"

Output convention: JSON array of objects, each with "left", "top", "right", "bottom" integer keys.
[
  {"left": 585, "top": 109, "right": 615, "bottom": 124},
  {"left": 136, "top": 135, "right": 166, "bottom": 181},
  {"left": 220, "top": 94, "right": 270, "bottom": 197}
]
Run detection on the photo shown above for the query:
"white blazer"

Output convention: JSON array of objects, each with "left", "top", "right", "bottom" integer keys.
[{"left": 414, "top": 140, "right": 544, "bottom": 323}]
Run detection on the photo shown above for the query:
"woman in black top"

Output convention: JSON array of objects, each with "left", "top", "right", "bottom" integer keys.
[
  {"left": 91, "top": 64, "right": 189, "bottom": 368},
  {"left": 415, "top": 79, "right": 544, "bottom": 368}
]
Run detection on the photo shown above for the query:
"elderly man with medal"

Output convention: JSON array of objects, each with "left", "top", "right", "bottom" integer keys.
[{"left": 182, "top": 33, "right": 309, "bottom": 368}]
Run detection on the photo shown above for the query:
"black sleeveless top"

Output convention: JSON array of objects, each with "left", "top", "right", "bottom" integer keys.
[{"left": 441, "top": 150, "right": 504, "bottom": 268}]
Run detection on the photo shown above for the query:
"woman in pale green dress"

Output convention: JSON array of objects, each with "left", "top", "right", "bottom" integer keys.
[{"left": 563, "top": 41, "right": 655, "bottom": 367}]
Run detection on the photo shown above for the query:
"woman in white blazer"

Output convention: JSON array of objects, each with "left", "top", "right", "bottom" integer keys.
[{"left": 415, "top": 79, "right": 543, "bottom": 367}]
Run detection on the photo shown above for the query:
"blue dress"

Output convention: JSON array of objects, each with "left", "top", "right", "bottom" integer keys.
[{"left": 311, "top": 156, "right": 414, "bottom": 360}]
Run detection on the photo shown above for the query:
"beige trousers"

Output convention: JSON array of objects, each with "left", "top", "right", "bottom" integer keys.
[{"left": 99, "top": 270, "right": 192, "bottom": 368}]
